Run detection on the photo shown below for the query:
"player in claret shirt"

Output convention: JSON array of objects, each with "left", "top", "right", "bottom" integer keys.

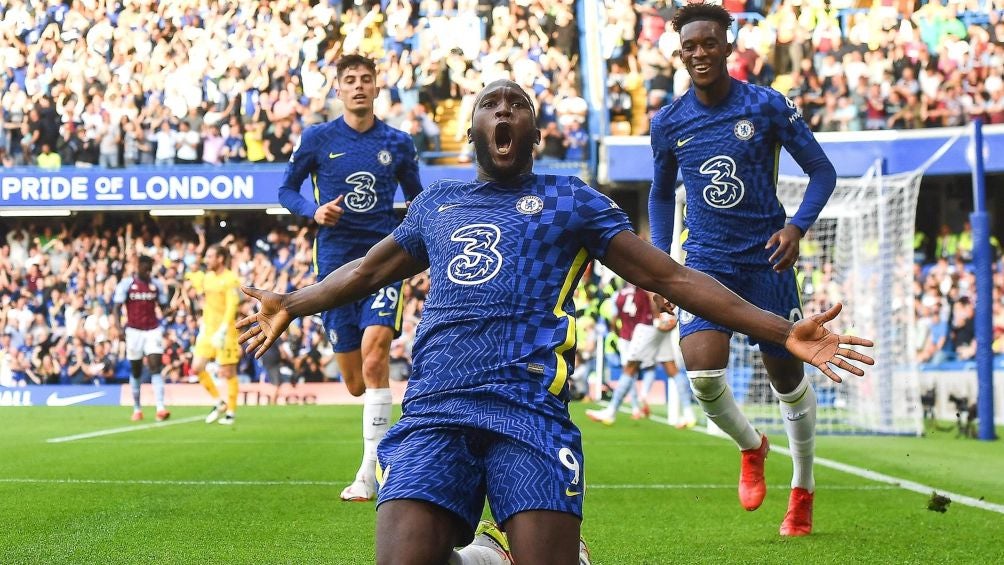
[
  {"left": 114, "top": 255, "right": 170, "bottom": 422},
  {"left": 278, "top": 54, "right": 423, "bottom": 502},
  {"left": 241, "top": 79, "right": 870, "bottom": 564},
  {"left": 648, "top": 2, "right": 839, "bottom": 536}
]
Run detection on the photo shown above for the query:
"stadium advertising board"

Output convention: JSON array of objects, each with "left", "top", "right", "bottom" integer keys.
[
  {"left": 0, "top": 385, "right": 411, "bottom": 407},
  {"left": 129, "top": 382, "right": 408, "bottom": 406},
  {"left": 0, "top": 163, "right": 587, "bottom": 211},
  {"left": 0, "top": 383, "right": 408, "bottom": 407},
  {"left": 0, "top": 166, "right": 283, "bottom": 209},
  {"left": 0, "top": 385, "right": 120, "bottom": 407}
]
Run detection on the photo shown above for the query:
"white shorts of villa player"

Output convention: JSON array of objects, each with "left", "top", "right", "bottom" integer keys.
[
  {"left": 618, "top": 323, "right": 682, "bottom": 367},
  {"left": 125, "top": 327, "right": 165, "bottom": 361}
]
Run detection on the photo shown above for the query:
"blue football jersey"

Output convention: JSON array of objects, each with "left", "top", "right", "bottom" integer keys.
[
  {"left": 392, "top": 174, "right": 631, "bottom": 425},
  {"left": 650, "top": 78, "right": 825, "bottom": 270},
  {"left": 278, "top": 117, "right": 422, "bottom": 274}
]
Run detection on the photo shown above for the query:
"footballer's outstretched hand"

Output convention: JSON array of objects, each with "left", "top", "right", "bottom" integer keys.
[
  {"left": 784, "top": 303, "right": 874, "bottom": 383},
  {"left": 237, "top": 286, "right": 293, "bottom": 359}
]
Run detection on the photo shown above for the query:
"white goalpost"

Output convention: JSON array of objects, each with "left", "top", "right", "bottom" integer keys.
[{"left": 672, "top": 165, "right": 925, "bottom": 436}]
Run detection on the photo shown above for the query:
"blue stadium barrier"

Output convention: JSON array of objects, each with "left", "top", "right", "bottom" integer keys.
[
  {"left": 0, "top": 161, "right": 589, "bottom": 211},
  {"left": 0, "top": 385, "right": 120, "bottom": 407},
  {"left": 601, "top": 124, "right": 1004, "bottom": 182}
]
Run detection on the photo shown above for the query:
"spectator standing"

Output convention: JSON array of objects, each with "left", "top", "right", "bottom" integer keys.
[
  {"left": 175, "top": 121, "right": 200, "bottom": 165},
  {"left": 36, "top": 143, "right": 61, "bottom": 170},
  {"left": 154, "top": 121, "right": 177, "bottom": 166},
  {"left": 98, "top": 113, "right": 121, "bottom": 168}
]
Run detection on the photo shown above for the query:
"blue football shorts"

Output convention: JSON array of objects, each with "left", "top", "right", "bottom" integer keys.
[
  {"left": 319, "top": 281, "right": 403, "bottom": 353},
  {"left": 375, "top": 418, "right": 585, "bottom": 543},
  {"left": 677, "top": 266, "right": 802, "bottom": 358}
]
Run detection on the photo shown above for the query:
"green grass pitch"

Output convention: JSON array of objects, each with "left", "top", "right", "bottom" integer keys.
[{"left": 2, "top": 404, "right": 1002, "bottom": 564}]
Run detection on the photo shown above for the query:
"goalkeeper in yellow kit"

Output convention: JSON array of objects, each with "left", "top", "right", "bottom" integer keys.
[{"left": 189, "top": 244, "right": 242, "bottom": 425}]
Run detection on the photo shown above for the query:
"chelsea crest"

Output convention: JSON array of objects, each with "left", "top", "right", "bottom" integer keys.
[
  {"left": 734, "top": 120, "right": 755, "bottom": 141},
  {"left": 516, "top": 195, "right": 544, "bottom": 215}
]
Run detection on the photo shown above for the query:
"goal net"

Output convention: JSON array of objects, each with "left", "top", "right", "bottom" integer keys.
[{"left": 674, "top": 167, "right": 924, "bottom": 436}]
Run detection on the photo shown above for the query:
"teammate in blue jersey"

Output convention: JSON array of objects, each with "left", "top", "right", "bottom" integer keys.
[
  {"left": 648, "top": 3, "right": 840, "bottom": 537},
  {"left": 277, "top": 54, "right": 423, "bottom": 502},
  {"left": 240, "top": 79, "right": 871, "bottom": 564}
]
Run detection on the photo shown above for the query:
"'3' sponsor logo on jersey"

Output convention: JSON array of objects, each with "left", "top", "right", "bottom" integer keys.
[
  {"left": 699, "top": 155, "right": 745, "bottom": 209},
  {"left": 447, "top": 224, "right": 503, "bottom": 285},
  {"left": 344, "top": 172, "right": 378, "bottom": 212}
]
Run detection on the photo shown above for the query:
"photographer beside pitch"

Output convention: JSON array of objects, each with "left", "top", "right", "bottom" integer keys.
[{"left": 237, "top": 79, "right": 873, "bottom": 565}]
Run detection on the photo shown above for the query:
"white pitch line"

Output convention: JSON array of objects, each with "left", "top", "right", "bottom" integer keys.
[
  {"left": 592, "top": 408, "right": 1004, "bottom": 514},
  {"left": 767, "top": 444, "right": 1004, "bottom": 515},
  {"left": 46, "top": 416, "right": 204, "bottom": 443},
  {"left": 0, "top": 478, "right": 347, "bottom": 487},
  {"left": 586, "top": 484, "right": 897, "bottom": 491},
  {"left": 0, "top": 478, "right": 898, "bottom": 490},
  {"left": 685, "top": 423, "right": 1004, "bottom": 515},
  {"left": 80, "top": 438, "right": 361, "bottom": 445}
]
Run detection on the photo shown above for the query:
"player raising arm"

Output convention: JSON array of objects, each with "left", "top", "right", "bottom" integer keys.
[{"left": 238, "top": 80, "right": 872, "bottom": 565}]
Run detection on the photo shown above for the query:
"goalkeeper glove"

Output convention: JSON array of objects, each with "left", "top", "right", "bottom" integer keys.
[{"left": 211, "top": 328, "right": 227, "bottom": 349}]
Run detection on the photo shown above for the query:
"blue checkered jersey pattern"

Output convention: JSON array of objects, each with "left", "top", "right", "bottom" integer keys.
[
  {"left": 278, "top": 117, "right": 422, "bottom": 273},
  {"left": 650, "top": 79, "right": 823, "bottom": 270},
  {"left": 392, "top": 173, "right": 631, "bottom": 426}
]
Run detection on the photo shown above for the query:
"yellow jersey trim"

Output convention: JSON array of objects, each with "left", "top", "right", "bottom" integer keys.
[
  {"left": 394, "top": 285, "right": 405, "bottom": 331},
  {"left": 312, "top": 173, "right": 320, "bottom": 273},
  {"left": 773, "top": 144, "right": 781, "bottom": 185},
  {"left": 548, "top": 248, "right": 589, "bottom": 396}
]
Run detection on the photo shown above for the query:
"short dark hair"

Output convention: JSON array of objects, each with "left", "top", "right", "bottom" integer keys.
[
  {"left": 138, "top": 255, "right": 154, "bottom": 268},
  {"left": 336, "top": 54, "right": 377, "bottom": 80},
  {"left": 671, "top": 2, "right": 734, "bottom": 34},
  {"left": 473, "top": 80, "right": 536, "bottom": 119}
]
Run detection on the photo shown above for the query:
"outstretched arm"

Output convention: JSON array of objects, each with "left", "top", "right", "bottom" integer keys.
[
  {"left": 602, "top": 231, "right": 873, "bottom": 382},
  {"left": 237, "top": 235, "right": 428, "bottom": 357}
]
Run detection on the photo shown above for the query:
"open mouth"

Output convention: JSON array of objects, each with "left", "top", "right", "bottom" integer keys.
[
  {"left": 692, "top": 64, "right": 711, "bottom": 73},
  {"left": 494, "top": 123, "right": 513, "bottom": 156}
]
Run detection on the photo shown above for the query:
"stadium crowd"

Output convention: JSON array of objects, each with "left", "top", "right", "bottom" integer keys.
[
  {"left": 0, "top": 0, "right": 586, "bottom": 168},
  {"left": 7, "top": 0, "right": 1003, "bottom": 168},
  {"left": 1, "top": 216, "right": 1001, "bottom": 389},
  {"left": 605, "top": 0, "right": 1004, "bottom": 134},
  {"left": 0, "top": 216, "right": 425, "bottom": 387}
]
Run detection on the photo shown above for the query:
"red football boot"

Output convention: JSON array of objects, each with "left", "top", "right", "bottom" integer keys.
[
  {"left": 739, "top": 434, "right": 769, "bottom": 510},
  {"left": 779, "top": 487, "right": 814, "bottom": 537}
]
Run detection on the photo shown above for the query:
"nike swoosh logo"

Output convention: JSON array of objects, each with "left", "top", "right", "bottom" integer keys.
[
  {"left": 565, "top": 488, "right": 582, "bottom": 497},
  {"left": 377, "top": 312, "right": 393, "bottom": 317},
  {"left": 438, "top": 203, "right": 461, "bottom": 212},
  {"left": 329, "top": 152, "right": 346, "bottom": 159},
  {"left": 677, "top": 136, "right": 695, "bottom": 147},
  {"left": 786, "top": 410, "right": 809, "bottom": 421},
  {"left": 46, "top": 391, "right": 107, "bottom": 407}
]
